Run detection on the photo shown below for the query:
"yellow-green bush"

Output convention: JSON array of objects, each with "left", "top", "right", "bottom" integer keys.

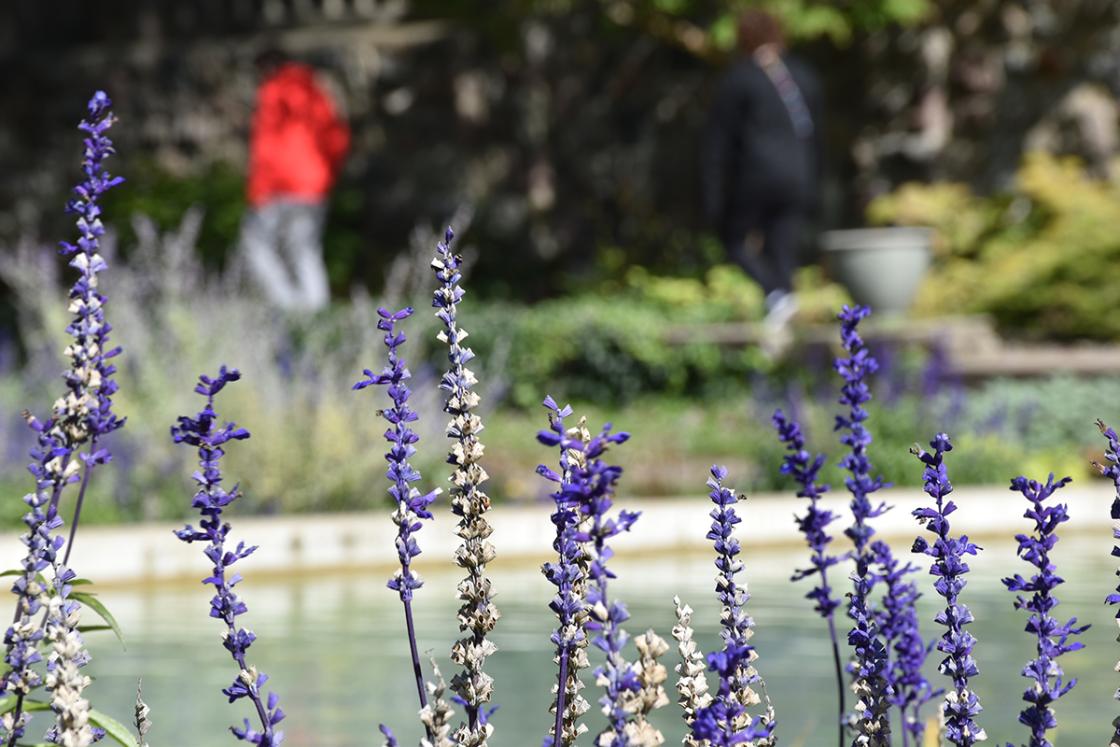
[{"left": 870, "top": 152, "right": 1120, "bottom": 340}]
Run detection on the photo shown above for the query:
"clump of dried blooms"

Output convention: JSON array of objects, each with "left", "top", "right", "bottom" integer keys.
[
  {"left": 1096, "top": 420, "right": 1120, "bottom": 747},
  {"left": 431, "top": 227, "right": 499, "bottom": 745},
  {"left": 621, "top": 631, "right": 670, "bottom": 747},
  {"left": 671, "top": 596, "right": 712, "bottom": 744},
  {"left": 173, "top": 367, "right": 285, "bottom": 746},
  {"left": 1003, "top": 472, "right": 1086, "bottom": 747},
  {"left": 42, "top": 575, "right": 98, "bottom": 747},
  {"left": 419, "top": 660, "right": 456, "bottom": 747},
  {"left": 911, "top": 434, "right": 985, "bottom": 747}
]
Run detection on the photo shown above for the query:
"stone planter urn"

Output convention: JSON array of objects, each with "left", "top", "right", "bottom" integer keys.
[{"left": 820, "top": 227, "right": 933, "bottom": 315}]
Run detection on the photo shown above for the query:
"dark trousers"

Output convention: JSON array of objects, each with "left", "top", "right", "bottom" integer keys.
[{"left": 723, "top": 206, "right": 804, "bottom": 297}]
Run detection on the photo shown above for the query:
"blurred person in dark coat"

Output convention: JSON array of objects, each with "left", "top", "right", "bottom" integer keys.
[
  {"left": 702, "top": 10, "right": 823, "bottom": 329},
  {"left": 240, "top": 49, "right": 350, "bottom": 312}
]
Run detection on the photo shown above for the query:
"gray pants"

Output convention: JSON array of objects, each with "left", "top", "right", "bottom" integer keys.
[{"left": 240, "top": 199, "right": 330, "bottom": 312}]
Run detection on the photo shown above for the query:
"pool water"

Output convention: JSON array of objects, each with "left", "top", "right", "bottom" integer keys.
[{"left": 80, "top": 533, "right": 1118, "bottom": 746}]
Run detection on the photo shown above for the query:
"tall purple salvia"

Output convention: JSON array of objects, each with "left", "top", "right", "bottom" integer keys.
[
  {"left": 539, "top": 412, "right": 637, "bottom": 745},
  {"left": 1, "top": 91, "right": 124, "bottom": 747},
  {"left": 354, "top": 307, "right": 441, "bottom": 739},
  {"left": 911, "top": 434, "right": 985, "bottom": 746},
  {"left": 172, "top": 367, "right": 285, "bottom": 746},
  {"left": 571, "top": 423, "right": 638, "bottom": 746},
  {"left": 58, "top": 90, "right": 126, "bottom": 561},
  {"left": 834, "top": 305, "right": 892, "bottom": 745},
  {"left": 1002, "top": 473, "right": 1086, "bottom": 747},
  {"left": 431, "top": 227, "right": 499, "bottom": 744},
  {"left": 1095, "top": 420, "right": 1120, "bottom": 747},
  {"left": 871, "top": 541, "right": 938, "bottom": 747},
  {"left": 687, "top": 466, "right": 774, "bottom": 745},
  {"left": 771, "top": 409, "right": 845, "bottom": 745},
  {"left": 537, "top": 397, "right": 588, "bottom": 747}
]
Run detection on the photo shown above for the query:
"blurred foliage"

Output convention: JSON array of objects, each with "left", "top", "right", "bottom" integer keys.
[
  {"left": 494, "top": 0, "right": 933, "bottom": 50},
  {"left": 102, "top": 161, "right": 246, "bottom": 270},
  {"left": 470, "top": 264, "right": 852, "bottom": 407},
  {"left": 473, "top": 295, "right": 764, "bottom": 407},
  {"left": 869, "top": 151, "right": 1120, "bottom": 340},
  {"left": 0, "top": 210, "right": 1111, "bottom": 526},
  {"left": 477, "top": 373, "right": 1113, "bottom": 504}
]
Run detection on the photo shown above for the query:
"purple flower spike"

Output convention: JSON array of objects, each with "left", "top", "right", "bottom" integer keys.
[
  {"left": 578, "top": 424, "right": 637, "bottom": 747},
  {"left": 773, "top": 410, "right": 842, "bottom": 618},
  {"left": 834, "top": 305, "right": 893, "bottom": 745},
  {"left": 356, "top": 307, "right": 440, "bottom": 735},
  {"left": 835, "top": 306, "right": 891, "bottom": 562},
  {"left": 772, "top": 408, "right": 846, "bottom": 745},
  {"left": 538, "top": 397, "right": 585, "bottom": 747},
  {"left": 911, "top": 434, "right": 985, "bottom": 746},
  {"left": 537, "top": 400, "right": 635, "bottom": 747},
  {"left": 688, "top": 467, "right": 774, "bottom": 745},
  {"left": 689, "top": 642, "right": 774, "bottom": 746},
  {"left": 1003, "top": 472, "right": 1086, "bottom": 747},
  {"left": 0, "top": 418, "right": 70, "bottom": 745},
  {"left": 1096, "top": 420, "right": 1120, "bottom": 746},
  {"left": 172, "top": 368, "right": 285, "bottom": 747},
  {"left": 431, "top": 226, "right": 500, "bottom": 742},
  {"left": 872, "top": 541, "right": 940, "bottom": 746},
  {"left": 57, "top": 91, "right": 126, "bottom": 561}
]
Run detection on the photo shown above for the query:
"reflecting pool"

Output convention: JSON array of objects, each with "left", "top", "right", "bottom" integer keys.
[{"left": 84, "top": 533, "right": 1117, "bottom": 746}]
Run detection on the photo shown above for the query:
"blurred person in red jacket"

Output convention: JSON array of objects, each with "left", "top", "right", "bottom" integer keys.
[{"left": 240, "top": 49, "right": 349, "bottom": 312}]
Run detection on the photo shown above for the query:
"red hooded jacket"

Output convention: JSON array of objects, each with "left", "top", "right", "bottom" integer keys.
[{"left": 247, "top": 63, "right": 350, "bottom": 206}]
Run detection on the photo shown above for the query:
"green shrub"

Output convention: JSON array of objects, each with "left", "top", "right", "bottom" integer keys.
[{"left": 870, "top": 151, "right": 1120, "bottom": 340}]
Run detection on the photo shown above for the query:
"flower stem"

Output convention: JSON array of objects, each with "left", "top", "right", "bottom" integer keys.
[
  {"left": 4, "top": 694, "right": 24, "bottom": 747},
  {"left": 402, "top": 597, "right": 431, "bottom": 723},
  {"left": 62, "top": 439, "right": 98, "bottom": 566},
  {"left": 826, "top": 610, "right": 845, "bottom": 747}
]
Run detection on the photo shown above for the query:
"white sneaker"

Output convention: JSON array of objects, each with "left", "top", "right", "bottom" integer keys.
[{"left": 764, "top": 291, "right": 798, "bottom": 330}]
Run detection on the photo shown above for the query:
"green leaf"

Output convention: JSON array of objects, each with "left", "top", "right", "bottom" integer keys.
[
  {"left": 77, "top": 625, "right": 114, "bottom": 635},
  {"left": 70, "top": 592, "right": 124, "bottom": 649},
  {"left": 89, "top": 710, "right": 139, "bottom": 747},
  {"left": 69, "top": 578, "right": 94, "bottom": 586}
]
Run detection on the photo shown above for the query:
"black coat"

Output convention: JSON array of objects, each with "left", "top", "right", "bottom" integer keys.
[{"left": 701, "top": 53, "right": 824, "bottom": 243}]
